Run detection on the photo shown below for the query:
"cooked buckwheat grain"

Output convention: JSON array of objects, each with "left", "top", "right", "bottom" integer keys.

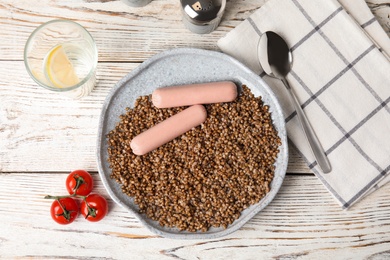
[{"left": 107, "top": 85, "right": 281, "bottom": 232}]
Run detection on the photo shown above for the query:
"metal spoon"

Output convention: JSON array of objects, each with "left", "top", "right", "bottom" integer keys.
[{"left": 258, "top": 31, "right": 332, "bottom": 173}]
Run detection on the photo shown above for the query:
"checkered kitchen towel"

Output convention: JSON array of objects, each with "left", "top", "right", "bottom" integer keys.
[{"left": 218, "top": 0, "right": 390, "bottom": 208}]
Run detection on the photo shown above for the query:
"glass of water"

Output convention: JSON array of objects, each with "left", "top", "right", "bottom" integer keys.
[{"left": 24, "top": 20, "right": 98, "bottom": 99}]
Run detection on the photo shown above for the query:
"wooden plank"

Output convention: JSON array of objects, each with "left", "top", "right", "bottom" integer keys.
[
  {"left": 0, "top": 60, "right": 311, "bottom": 172},
  {"left": 0, "top": 0, "right": 388, "bottom": 61},
  {"left": 0, "top": 61, "right": 136, "bottom": 172},
  {"left": 0, "top": 0, "right": 243, "bottom": 61},
  {"left": 0, "top": 173, "right": 389, "bottom": 259}
]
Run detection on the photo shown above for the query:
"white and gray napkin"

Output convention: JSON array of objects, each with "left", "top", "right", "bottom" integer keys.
[{"left": 218, "top": 0, "right": 390, "bottom": 208}]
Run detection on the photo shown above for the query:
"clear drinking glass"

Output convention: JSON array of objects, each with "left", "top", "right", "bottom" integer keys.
[{"left": 24, "top": 20, "right": 98, "bottom": 99}]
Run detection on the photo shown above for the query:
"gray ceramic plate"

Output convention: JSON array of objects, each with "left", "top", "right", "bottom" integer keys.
[{"left": 97, "top": 48, "right": 288, "bottom": 239}]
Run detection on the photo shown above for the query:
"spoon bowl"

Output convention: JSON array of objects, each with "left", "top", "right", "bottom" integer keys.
[
  {"left": 258, "top": 31, "right": 292, "bottom": 78},
  {"left": 258, "top": 31, "right": 331, "bottom": 173}
]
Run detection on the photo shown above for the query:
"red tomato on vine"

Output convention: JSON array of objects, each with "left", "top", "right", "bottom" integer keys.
[
  {"left": 50, "top": 198, "right": 78, "bottom": 225},
  {"left": 65, "top": 170, "right": 94, "bottom": 196},
  {"left": 81, "top": 194, "right": 108, "bottom": 222}
]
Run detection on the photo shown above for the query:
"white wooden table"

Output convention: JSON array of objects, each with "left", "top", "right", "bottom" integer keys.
[{"left": 1, "top": 1, "right": 390, "bottom": 259}]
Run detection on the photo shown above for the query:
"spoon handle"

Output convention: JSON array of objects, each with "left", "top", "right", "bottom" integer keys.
[{"left": 281, "top": 78, "right": 332, "bottom": 173}]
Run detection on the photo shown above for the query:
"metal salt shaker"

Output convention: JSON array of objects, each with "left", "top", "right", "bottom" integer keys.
[{"left": 180, "top": 0, "right": 226, "bottom": 34}]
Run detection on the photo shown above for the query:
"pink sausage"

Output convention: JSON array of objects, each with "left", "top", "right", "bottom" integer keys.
[
  {"left": 130, "top": 105, "right": 207, "bottom": 155},
  {"left": 152, "top": 81, "right": 237, "bottom": 108}
]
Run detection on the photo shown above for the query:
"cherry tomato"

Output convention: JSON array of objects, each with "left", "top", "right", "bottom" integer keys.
[
  {"left": 50, "top": 198, "right": 78, "bottom": 225},
  {"left": 81, "top": 194, "right": 108, "bottom": 222},
  {"left": 66, "top": 170, "right": 94, "bottom": 196}
]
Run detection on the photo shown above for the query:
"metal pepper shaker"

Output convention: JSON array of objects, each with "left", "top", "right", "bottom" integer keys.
[{"left": 180, "top": 0, "right": 226, "bottom": 34}]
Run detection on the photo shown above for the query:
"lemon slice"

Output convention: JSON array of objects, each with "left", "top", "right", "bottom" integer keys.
[{"left": 45, "top": 45, "right": 80, "bottom": 88}]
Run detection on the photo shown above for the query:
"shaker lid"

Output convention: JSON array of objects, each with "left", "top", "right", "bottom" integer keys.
[{"left": 180, "top": 0, "right": 222, "bottom": 22}]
